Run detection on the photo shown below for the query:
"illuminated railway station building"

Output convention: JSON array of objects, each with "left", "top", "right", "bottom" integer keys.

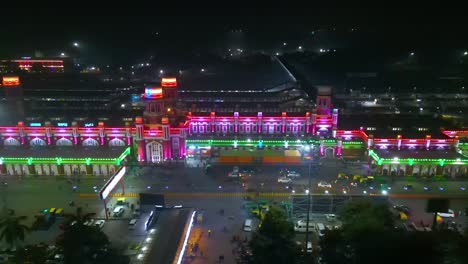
[{"left": 0, "top": 60, "right": 467, "bottom": 178}]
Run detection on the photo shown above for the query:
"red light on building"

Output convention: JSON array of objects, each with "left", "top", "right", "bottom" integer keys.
[
  {"left": 145, "top": 87, "right": 163, "bottom": 99},
  {"left": 2, "top": 76, "right": 20, "bottom": 86},
  {"left": 161, "top": 77, "right": 177, "bottom": 87}
]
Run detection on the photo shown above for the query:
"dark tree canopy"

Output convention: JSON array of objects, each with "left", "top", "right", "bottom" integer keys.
[
  {"left": 320, "top": 200, "right": 468, "bottom": 264},
  {"left": 250, "top": 207, "right": 300, "bottom": 264}
]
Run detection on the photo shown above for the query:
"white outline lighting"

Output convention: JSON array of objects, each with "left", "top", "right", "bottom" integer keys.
[{"left": 99, "top": 166, "right": 126, "bottom": 200}]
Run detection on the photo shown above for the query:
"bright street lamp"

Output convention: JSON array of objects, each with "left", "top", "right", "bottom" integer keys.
[{"left": 73, "top": 42, "right": 79, "bottom": 47}]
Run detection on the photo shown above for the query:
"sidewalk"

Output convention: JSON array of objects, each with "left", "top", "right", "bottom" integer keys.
[{"left": 184, "top": 226, "right": 239, "bottom": 264}]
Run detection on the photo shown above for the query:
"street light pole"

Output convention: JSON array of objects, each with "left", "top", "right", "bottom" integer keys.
[{"left": 304, "top": 158, "right": 312, "bottom": 251}]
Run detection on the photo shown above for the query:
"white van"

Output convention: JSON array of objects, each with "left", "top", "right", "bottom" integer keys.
[
  {"left": 316, "top": 223, "right": 326, "bottom": 237},
  {"left": 128, "top": 218, "right": 138, "bottom": 230},
  {"left": 294, "top": 220, "right": 315, "bottom": 233},
  {"left": 306, "top": 242, "right": 313, "bottom": 253},
  {"left": 243, "top": 219, "right": 253, "bottom": 232}
]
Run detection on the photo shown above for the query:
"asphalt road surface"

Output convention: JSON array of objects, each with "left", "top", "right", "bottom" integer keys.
[{"left": 1, "top": 159, "right": 468, "bottom": 261}]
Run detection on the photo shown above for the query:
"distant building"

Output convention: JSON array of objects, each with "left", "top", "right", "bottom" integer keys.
[{"left": 0, "top": 58, "right": 66, "bottom": 73}]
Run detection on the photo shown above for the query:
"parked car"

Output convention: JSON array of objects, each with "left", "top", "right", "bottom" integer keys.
[
  {"left": 437, "top": 209, "right": 455, "bottom": 218},
  {"left": 113, "top": 207, "right": 124, "bottom": 217},
  {"left": 393, "top": 205, "right": 411, "bottom": 214},
  {"left": 278, "top": 177, "right": 292, "bottom": 183},
  {"left": 227, "top": 172, "right": 240, "bottom": 178},
  {"left": 287, "top": 171, "right": 301, "bottom": 178},
  {"left": 94, "top": 220, "right": 105, "bottom": 229},
  {"left": 325, "top": 214, "right": 336, "bottom": 221},
  {"left": 318, "top": 181, "right": 332, "bottom": 188},
  {"left": 84, "top": 219, "right": 95, "bottom": 226},
  {"left": 128, "top": 219, "right": 138, "bottom": 230},
  {"left": 133, "top": 208, "right": 141, "bottom": 217}
]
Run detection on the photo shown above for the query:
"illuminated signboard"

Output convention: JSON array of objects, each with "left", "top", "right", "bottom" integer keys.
[
  {"left": 144, "top": 87, "right": 163, "bottom": 99},
  {"left": 29, "top": 123, "right": 42, "bottom": 127},
  {"left": 161, "top": 77, "right": 177, "bottom": 87},
  {"left": 99, "top": 166, "right": 126, "bottom": 200},
  {"left": 57, "top": 122, "right": 68, "bottom": 127},
  {"left": 84, "top": 123, "right": 95, "bottom": 127},
  {"left": 2, "top": 76, "right": 20, "bottom": 86}
]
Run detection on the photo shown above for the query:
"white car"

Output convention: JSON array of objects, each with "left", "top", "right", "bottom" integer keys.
[
  {"left": 227, "top": 172, "right": 239, "bottom": 178},
  {"left": 94, "top": 220, "right": 105, "bottom": 229},
  {"left": 306, "top": 242, "right": 313, "bottom": 253},
  {"left": 287, "top": 172, "right": 301, "bottom": 178},
  {"left": 84, "top": 219, "right": 95, "bottom": 226},
  {"left": 278, "top": 177, "right": 292, "bottom": 183},
  {"left": 437, "top": 209, "right": 455, "bottom": 218},
  {"left": 317, "top": 181, "right": 332, "bottom": 188},
  {"left": 325, "top": 214, "right": 336, "bottom": 222},
  {"left": 113, "top": 206, "right": 124, "bottom": 217}
]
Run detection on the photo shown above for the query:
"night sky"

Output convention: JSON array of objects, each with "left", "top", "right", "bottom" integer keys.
[{"left": 2, "top": 7, "right": 467, "bottom": 64}]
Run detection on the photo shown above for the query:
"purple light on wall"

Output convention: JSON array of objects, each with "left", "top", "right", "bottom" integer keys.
[
  {"left": 59, "top": 129, "right": 65, "bottom": 132},
  {"left": 6, "top": 129, "right": 12, "bottom": 132}
]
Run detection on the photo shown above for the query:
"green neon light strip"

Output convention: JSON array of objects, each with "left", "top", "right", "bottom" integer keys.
[
  {"left": 0, "top": 147, "right": 130, "bottom": 165},
  {"left": 370, "top": 151, "right": 468, "bottom": 165}
]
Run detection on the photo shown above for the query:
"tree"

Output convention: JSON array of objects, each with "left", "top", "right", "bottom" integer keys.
[
  {"left": 0, "top": 214, "right": 30, "bottom": 250},
  {"left": 340, "top": 200, "right": 395, "bottom": 235},
  {"left": 320, "top": 200, "right": 466, "bottom": 264},
  {"left": 249, "top": 207, "right": 300, "bottom": 264},
  {"left": 56, "top": 207, "right": 108, "bottom": 264},
  {"left": 56, "top": 222, "right": 110, "bottom": 264}
]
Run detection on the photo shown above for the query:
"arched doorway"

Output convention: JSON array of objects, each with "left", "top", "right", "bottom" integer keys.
[
  {"left": 325, "top": 147, "right": 334, "bottom": 158},
  {"left": 30, "top": 138, "right": 46, "bottom": 146},
  {"left": 146, "top": 141, "right": 163, "bottom": 163},
  {"left": 82, "top": 138, "right": 99, "bottom": 146},
  {"left": 4, "top": 138, "right": 20, "bottom": 146},
  {"left": 109, "top": 138, "right": 125, "bottom": 146},
  {"left": 56, "top": 138, "right": 73, "bottom": 146}
]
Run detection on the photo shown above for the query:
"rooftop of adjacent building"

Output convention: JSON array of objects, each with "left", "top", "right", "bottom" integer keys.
[{"left": 338, "top": 113, "right": 459, "bottom": 139}]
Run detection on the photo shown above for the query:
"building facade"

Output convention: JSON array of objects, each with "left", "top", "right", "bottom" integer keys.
[{"left": 0, "top": 76, "right": 467, "bottom": 177}]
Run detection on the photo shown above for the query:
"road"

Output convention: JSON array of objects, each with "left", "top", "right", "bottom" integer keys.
[{"left": 1, "top": 159, "right": 467, "bottom": 263}]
